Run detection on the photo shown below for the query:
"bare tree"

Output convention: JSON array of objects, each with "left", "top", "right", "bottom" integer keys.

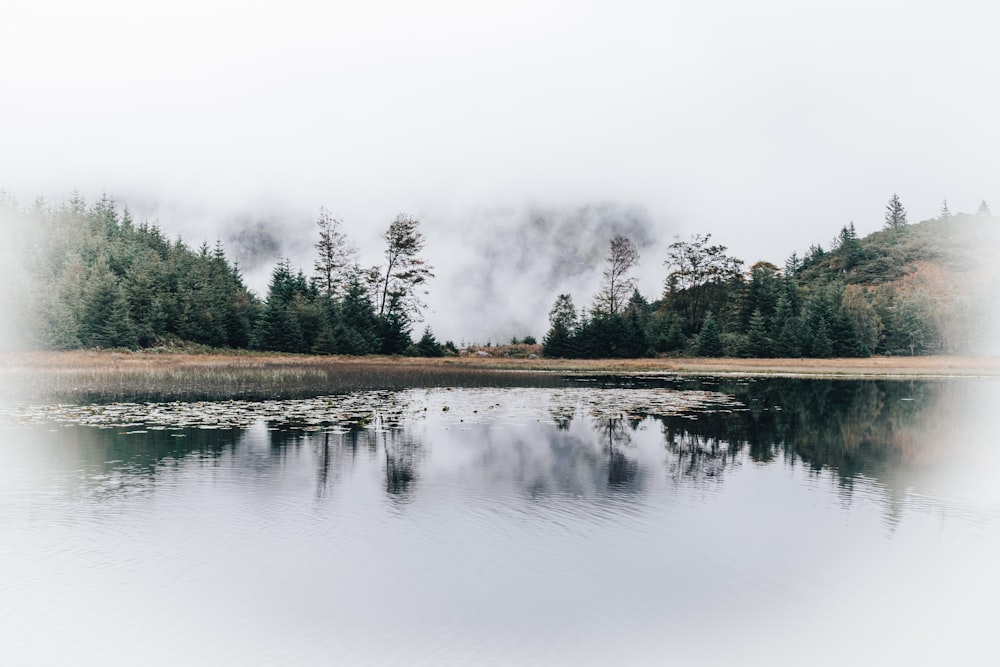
[
  {"left": 313, "top": 207, "right": 355, "bottom": 297},
  {"left": 375, "top": 213, "right": 434, "bottom": 319},
  {"left": 594, "top": 235, "right": 639, "bottom": 315}
]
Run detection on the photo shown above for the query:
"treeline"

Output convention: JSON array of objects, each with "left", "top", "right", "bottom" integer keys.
[
  {"left": 6, "top": 193, "right": 450, "bottom": 355},
  {"left": 544, "top": 196, "right": 998, "bottom": 358},
  {"left": 5, "top": 191, "right": 995, "bottom": 357}
]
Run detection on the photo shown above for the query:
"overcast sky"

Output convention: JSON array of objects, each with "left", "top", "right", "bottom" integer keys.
[{"left": 3, "top": 0, "right": 999, "bottom": 341}]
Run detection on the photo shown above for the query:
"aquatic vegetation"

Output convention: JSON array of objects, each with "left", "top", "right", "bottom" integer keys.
[{"left": 2, "top": 387, "right": 743, "bottom": 432}]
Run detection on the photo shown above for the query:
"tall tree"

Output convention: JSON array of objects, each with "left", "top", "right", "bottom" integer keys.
[
  {"left": 543, "top": 294, "right": 578, "bottom": 358},
  {"left": 663, "top": 234, "right": 744, "bottom": 334},
  {"left": 940, "top": 198, "right": 951, "bottom": 218},
  {"left": 375, "top": 214, "right": 434, "bottom": 320},
  {"left": 594, "top": 235, "right": 639, "bottom": 315},
  {"left": 313, "top": 207, "right": 354, "bottom": 298},
  {"left": 977, "top": 200, "right": 992, "bottom": 216},
  {"left": 695, "top": 311, "right": 724, "bottom": 357},
  {"left": 884, "top": 194, "right": 908, "bottom": 230}
]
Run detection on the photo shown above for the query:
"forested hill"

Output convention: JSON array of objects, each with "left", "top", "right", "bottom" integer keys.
[
  {"left": 2, "top": 191, "right": 997, "bottom": 357},
  {"left": 790, "top": 213, "right": 999, "bottom": 353},
  {"left": 542, "top": 205, "right": 999, "bottom": 359}
]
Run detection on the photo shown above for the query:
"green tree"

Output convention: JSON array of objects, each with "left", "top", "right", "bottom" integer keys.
[
  {"left": 543, "top": 294, "right": 578, "bottom": 358},
  {"left": 884, "top": 194, "right": 908, "bottom": 230},
  {"left": 940, "top": 198, "right": 951, "bottom": 219},
  {"left": 841, "top": 286, "right": 881, "bottom": 356},
  {"left": 79, "top": 257, "right": 137, "bottom": 349},
  {"left": 663, "top": 234, "right": 744, "bottom": 334},
  {"left": 414, "top": 326, "right": 444, "bottom": 356},
  {"left": 696, "top": 312, "right": 724, "bottom": 356},
  {"left": 745, "top": 308, "right": 772, "bottom": 358}
]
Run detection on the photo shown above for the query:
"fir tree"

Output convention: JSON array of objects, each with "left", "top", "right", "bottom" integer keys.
[
  {"left": 884, "top": 193, "right": 908, "bottom": 230},
  {"left": 696, "top": 312, "right": 724, "bottom": 356},
  {"left": 745, "top": 309, "right": 772, "bottom": 358},
  {"left": 940, "top": 199, "right": 951, "bottom": 218}
]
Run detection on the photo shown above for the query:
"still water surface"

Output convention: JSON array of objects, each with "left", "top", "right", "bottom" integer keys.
[{"left": 2, "top": 378, "right": 999, "bottom": 666}]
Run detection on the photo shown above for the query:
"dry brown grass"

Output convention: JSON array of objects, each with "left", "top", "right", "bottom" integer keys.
[{"left": 1, "top": 349, "right": 997, "bottom": 404}]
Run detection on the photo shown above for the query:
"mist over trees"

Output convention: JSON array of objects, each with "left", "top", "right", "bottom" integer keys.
[
  {"left": 4, "top": 191, "right": 996, "bottom": 358},
  {"left": 4, "top": 193, "right": 443, "bottom": 356},
  {"left": 544, "top": 195, "right": 999, "bottom": 358}
]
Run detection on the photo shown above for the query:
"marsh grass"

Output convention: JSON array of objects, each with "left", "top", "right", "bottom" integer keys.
[
  {"left": 0, "top": 351, "right": 574, "bottom": 404},
  {"left": 1, "top": 350, "right": 997, "bottom": 404}
]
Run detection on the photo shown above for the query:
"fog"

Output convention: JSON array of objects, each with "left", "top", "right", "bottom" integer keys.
[{"left": 4, "top": 0, "right": 1000, "bottom": 340}]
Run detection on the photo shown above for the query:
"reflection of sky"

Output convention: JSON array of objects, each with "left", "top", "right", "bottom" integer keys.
[{"left": 1, "top": 383, "right": 999, "bottom": 665}]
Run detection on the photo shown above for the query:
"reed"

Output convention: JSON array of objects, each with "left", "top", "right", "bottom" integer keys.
[{"left": 1, "top": 350, "right": 997, "bottom": 404}]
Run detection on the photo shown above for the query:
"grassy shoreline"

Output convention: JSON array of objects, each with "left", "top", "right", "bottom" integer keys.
[
  {"left": 3, "top": 349, "right": 1000, "bottom": 375},
  {"left": 0, "top": 350, "right": 998, "bottom": 404}
]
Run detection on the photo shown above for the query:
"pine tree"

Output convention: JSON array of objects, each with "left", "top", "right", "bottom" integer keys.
[
  {"left": 79, "top": 258, "right": 137, "bottom": 349},
  {"left": 940, "top": 199, "right": 951, "bottom": 218},
  {"left": 745, "top": 309, "right": 772, "bottom": 358},
  {"left": 696, "top": 312, "right": 724, "bottom": 356},
  {"left": 977, "top": 200, "right": 992, "bottom": 216},
  {"left": 884, "top": 194, "right": 908, "bottom": 230},
  {"left": 543, "top": 294, "right": 578, "bottom": 358},
  {"left": 810, "top": 318, "right": 833, "bottom": 357},
  {"left": 415, "top": 326, "right": 444, "bottom": 357}
]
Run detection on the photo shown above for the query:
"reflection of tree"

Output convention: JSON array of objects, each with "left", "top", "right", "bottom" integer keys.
[
  {"left": 662, "top": 428, "right": 741, "bottom": 484},
  {"left": 381, "top": 428, "right": 422, "bottom": 501},
  {"left": 653, "top": 377, "right": 976, "bottom": 500},
  {"left": 595, "top": 418, "right": 637, "bottom": 488},
  {"left": 548, "top": 405, "right": 574, "bottom": 431},
  {"left": 23, "top": 425, "right": 240, "bottom": 501}
]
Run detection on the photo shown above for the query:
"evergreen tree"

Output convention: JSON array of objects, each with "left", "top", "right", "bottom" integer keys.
[
  {"left": 884, "top": 193, "right": 908, "bottom": 230},
  {"left": 977, "top": 200, "right": 992, "bottom": 216},
  {"left": 413, "top": 326, "right": 444, "bottom": 356},
  {"left": 745, "top": 309, "right": 772, "bottom": 358},
  {"left": 79, "top": 258, "right": 137, "bottom": 349},
  {"left": 940, "top": 199, "right": 951, "bottom": 218},
  {"left": 696, "top": 312, "right": 724, "bottom": 356},
  {"left": 543, "top": 294, "right": 578, "bottom": 358},
  {"left": 377, "top": 294, "right": 413, "bottom": 355},
  {"left": 336, "top": 271, "right": 380, "bottom": 354},
  {"left": 810, "top": 318, "right": 833, "bottom": 357},
  {"left": 659, "top": 315, "right": 687, "bottom": 354}
]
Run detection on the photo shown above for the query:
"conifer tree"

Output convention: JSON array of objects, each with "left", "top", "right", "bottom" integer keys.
[
  {"left": 884, "top": 194, "right": 908, "bottom": 230},
  {"left": 940, "top": 199, "right": 951, "bottom": 218},
  {"left": 543, "top": 294, "right": 578, "bottom": 358},
  {"left": 745, "top": 309, "right": 772, "bottom": 358},
  {"left": 696, "top": 312, "right": 724, "bottom": 356}
]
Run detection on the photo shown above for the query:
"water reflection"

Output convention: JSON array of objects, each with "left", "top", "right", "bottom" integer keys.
[
  {"left": 3, "top": 378, "right": 998, "bottom": 666},
  {"left": 2, "top": 378, "right": 997, "bottom": 515}
]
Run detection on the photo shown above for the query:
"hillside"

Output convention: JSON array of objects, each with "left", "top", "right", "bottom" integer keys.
[{"left": 794, "top": 214, "right": 999, "bottom": 354}]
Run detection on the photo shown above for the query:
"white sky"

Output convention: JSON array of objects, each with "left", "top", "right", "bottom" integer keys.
[{"left": 3, "top": 0, "right": 999, "bottom": 341}]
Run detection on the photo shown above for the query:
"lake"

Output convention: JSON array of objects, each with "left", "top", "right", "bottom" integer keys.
[{"left": 2, "top": 376, "right": 998, "bottom": 666}]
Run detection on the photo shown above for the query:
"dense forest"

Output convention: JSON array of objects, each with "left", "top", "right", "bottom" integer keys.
[
  {"left": 2, "top": 192, "right": 996, "bottom": 357},
  {"left": 544, "top": 197, "right": 999, "bottom": 358}
]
